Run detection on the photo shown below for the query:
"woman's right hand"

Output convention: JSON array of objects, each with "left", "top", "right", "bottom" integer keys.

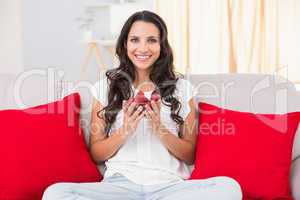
[{"left": 121, "top": 98, "right": 145, "bottom": 137}]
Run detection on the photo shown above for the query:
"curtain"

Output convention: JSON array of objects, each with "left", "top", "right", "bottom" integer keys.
[
  {"left": 189, "top": 0, "right": 280, "bottom": 74},
  {"left": 228, "top": 0, "right": 280, "bottom": 74},
  {"left": 154, "top": 0, "right": 189, "bottom": 74},
  {"left": 277, "top": 0, "right": 300, "bottom": 86},
  {"left": 156, "top": 0, "right": 300, "bottom": 86}
]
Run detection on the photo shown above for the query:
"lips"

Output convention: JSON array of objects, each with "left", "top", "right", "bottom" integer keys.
[{"left": 134, "top": 54, "right": 152, "bottom": 61}]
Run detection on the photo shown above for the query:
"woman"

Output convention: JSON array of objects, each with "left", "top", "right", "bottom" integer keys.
[{"left": 42, "top": 10, "right": 242, "bottom": 200}]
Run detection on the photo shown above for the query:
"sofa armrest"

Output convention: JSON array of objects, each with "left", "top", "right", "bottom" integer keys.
[
  {"left": 291, "top": 157, "right": 300, "bottom": 200},
  {"left": 293, "top": 124, "right": 300, "bottom": 160}
]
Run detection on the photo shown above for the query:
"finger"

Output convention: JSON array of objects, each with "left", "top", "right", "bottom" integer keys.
[
  {"left": 130, "top": 106, "right": 144, "bottom": 121},
  {"left": 144, "top": 109, "right": 152, "bottom": 120},
  {"left": 122, "top": 100, "right": 128, "bottom": 111},
  {"left": 151, "top": 100, "right": 160, "bottom": 114},
  {"left": 134, "top": 110, "right": 145, "bottom": 124},
  {"left": 157, "top": 99, "right": 161, "bottom": 108},
  {"left": 127, "top": 101, "right": 137, "bottom": 116},
  {"left": 127, "top": 98, "right": 134, "bottom": 105},
  {"left": 123, "top": 98, "right": 133, "bottom": 112},
  {"left": 145, "top": 104, "right": 155, "bottom": 120}
]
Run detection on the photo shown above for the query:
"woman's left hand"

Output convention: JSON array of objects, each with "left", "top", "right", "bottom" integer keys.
[{"left": 145, "top": 100, "right": 166, "bottom": 135}]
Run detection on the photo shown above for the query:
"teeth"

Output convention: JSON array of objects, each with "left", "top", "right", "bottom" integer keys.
[{"left": 135, "top": 55, "right": 151, "bottom": 60}]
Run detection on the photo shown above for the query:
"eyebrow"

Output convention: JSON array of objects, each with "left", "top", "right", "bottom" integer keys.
[{"left": 128, "top": 35, "right": 159, "bottom": 39}]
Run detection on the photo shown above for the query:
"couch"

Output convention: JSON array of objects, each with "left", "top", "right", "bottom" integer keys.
[{"left": 0, "top": 72, "right": 299, "bottom": 199}]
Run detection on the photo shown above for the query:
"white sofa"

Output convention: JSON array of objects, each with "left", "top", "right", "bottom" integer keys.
[{"left": 0, "top": 72, "right": 299, "bottom": 199}]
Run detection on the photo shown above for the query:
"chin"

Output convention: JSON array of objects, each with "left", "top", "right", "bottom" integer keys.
[{"left": 134, "top": 63, "right": 153, "bottom": 71}]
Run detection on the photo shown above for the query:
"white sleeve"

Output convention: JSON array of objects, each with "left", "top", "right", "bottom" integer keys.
[
  {"left": 176, "top": 78, "right": 195, "bottom": 120},
  {"left": 91, "top": 77, "right": 109, "bottom": 106}
]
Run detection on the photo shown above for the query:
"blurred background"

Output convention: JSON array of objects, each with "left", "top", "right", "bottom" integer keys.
[{"left": 0, "top": 0, "right": 299, "bottom": 89}]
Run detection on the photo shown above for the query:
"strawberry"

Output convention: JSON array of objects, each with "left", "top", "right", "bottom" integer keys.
[
  {"left": 133, "top": 90, "right": 161, "bottom": 109},
  {"left": 134, "top": 91, "right": 149, "bottom": 106},
  {"left": 151, "top": 90, "right": 161, "bottom": 102}
]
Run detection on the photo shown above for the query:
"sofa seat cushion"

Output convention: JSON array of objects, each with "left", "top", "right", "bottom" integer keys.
[
  {"left": 190, "top": 102, "right": 300, "bottom": 200},
  {"left": 0, "top": 93, "right": 102, "bottom": 200}
]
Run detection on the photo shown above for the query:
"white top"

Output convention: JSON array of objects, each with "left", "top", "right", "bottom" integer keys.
[{"left": 92, "top": 77, "right": 195, "bottom": 185}]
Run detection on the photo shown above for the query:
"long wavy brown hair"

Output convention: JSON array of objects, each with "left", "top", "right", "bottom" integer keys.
[{"left": 97, "top": 10, "right": 184, "bottom": 137}]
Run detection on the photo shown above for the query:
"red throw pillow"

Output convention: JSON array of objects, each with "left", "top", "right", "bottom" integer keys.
[
  {"left": 190, "top": 102, "right": 300, "bottom": 200},
  {"left": 0, "top": 93, "right": 102, "bottom": 200}
]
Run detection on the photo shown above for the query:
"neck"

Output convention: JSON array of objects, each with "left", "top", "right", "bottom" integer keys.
[{"left": 134, "top": 69, "right": 150, "bottom": 86}]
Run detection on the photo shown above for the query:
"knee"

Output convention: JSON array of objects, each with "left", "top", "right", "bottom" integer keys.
[
  {"left": 42, "top": 183, "right": 72, "bottom": 200},
  {"left": 218, "top": 177, "right": 243, "bottom": 200}
]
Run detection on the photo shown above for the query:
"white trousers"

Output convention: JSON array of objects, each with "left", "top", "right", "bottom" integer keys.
[{"left": 42, "top": 173, "right": 242, "bottom": 200}]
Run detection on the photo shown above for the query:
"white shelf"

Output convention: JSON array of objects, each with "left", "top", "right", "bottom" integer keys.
[
  {"left": 81, "top": 1, "right": 146, "bottom": 39},
  {"left": 83, "top": 2, "right": 111, "bottom": 8},
  {"left": 83, "top": 1, "right": 138, "bottom": 8},
  {"left": 98, "top": 39, "right": 116, "bottom": 47}
]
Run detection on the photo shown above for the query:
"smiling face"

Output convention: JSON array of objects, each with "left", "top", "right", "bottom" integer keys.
[{"left": 127, "top": 21, "right": 161, "bottom": 73}]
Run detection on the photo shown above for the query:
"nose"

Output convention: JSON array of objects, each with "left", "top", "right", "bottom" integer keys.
[{"left": 137, "top": 41, "right": 149, "bottom": 53}]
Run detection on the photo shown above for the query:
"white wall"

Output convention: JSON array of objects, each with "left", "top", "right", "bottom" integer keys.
[
  {"left": 0, "top": 0, "right": 24, "bottom": 74},
  {"left": 22, "top": 0, "right": 101, "bottom": 81},
  {"left": 0, "top": 0, "right": 154, "bottom": 80},
  {"left": 22, "top": 0, "right": 154, "bottom": 82}
]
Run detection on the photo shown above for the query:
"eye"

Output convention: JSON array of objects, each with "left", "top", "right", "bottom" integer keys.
[
  {"left": 130, "top": 38, "right": 139, "bottom": 43},
  {"left": 148, "top": 38, "right": 158, "bottom": 43}
]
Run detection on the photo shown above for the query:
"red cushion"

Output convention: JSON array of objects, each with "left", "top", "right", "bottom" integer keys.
[
  {"left": 190, "top": 102, "right": 300, "bottom": 200},
  {"left": 0, "top": 93, "right": 102, "bottom": 200}
]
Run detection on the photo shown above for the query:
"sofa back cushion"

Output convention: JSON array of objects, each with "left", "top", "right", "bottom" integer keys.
[
  {"left": 0, "top": 93, "right": 102, "bottom": 200},
  {"left": 189, "top": 74, "right": 300, "bottom": 157},
  {"left": 191, "top": 102, "right": 300, "bottom": 199}
]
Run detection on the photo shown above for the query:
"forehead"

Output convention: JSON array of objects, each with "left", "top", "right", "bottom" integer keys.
[{"left": 128, "top": 21, "right": 160, "bottom": 37}]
